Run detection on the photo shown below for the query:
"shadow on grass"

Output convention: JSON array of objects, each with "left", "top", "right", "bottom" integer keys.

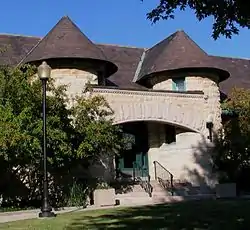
[{"left": 66, "top": 200, "right": 250, "bottom": 230}]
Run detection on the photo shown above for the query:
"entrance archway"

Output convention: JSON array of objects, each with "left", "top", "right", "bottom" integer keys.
[{"left": 116, "top": 120, "right": 199, "bottom": 181}]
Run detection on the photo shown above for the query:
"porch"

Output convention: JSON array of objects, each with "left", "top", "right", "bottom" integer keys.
[{"left": 88, "top": 86, "right": 218, "bottom": 201}]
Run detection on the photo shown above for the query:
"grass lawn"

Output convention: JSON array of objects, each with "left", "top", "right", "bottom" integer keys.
[{"left": 0, "top": 200, "right": 250, "bottom": 229}]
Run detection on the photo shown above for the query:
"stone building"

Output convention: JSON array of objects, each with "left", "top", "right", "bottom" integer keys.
[{"left": 1, "top": 16, "right": 249, "bottom": 198}]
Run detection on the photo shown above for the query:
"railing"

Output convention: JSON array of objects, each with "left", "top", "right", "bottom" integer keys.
[
  {"left": 133, "top": 162, "right": 153, "bottom": 197},
  {"left": 153, "top": 161, "right": 174, "bottom": 196}
]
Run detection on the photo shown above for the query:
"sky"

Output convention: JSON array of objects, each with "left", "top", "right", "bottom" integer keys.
[{"left": 0, "top": 0, "right": 249, "bottom": 59}]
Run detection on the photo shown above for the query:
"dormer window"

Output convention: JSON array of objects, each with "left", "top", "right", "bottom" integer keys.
[{"left": 172, "top": 77, "right": 186, "bottom": 91}]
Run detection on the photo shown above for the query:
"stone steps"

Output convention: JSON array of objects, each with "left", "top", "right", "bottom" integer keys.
[
  {"left": 116, "top": 194, "right": 214, "bottom": 206},
  {"left": 116, "top": 196, "right": 153, "bottom": 206},
  {"left": 114, "top": 180, "right": 215, "bottom": 206},
  {"left": 116, "top": 191, "right": 149, "bottom": 197}
]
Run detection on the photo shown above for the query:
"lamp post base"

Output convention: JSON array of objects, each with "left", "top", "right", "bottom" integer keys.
[{"left": 39, "top": 211, "right": 56, "bottom": 218}]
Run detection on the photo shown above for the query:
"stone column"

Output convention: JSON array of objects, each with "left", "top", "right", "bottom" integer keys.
[{"left": 147, "top": 122, "right": 165, "bottom": 180}]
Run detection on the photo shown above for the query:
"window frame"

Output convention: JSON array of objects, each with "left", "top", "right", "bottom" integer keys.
[{"left": 172, "top": 77, "right": 186, "bottom": 91}]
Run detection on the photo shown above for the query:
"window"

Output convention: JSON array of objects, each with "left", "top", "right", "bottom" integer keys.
[{"left": 172, "top": 77, "right": 186, "bottom": 91}]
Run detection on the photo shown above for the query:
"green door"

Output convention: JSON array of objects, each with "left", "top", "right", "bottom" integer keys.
[
  {"left": 116, "top": 122, "right": 149, "bottom": 178},
  {"left": 135, "top": 152, "right": 149, "bottom": 177}
]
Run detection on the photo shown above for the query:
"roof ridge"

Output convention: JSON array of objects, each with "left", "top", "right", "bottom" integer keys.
[
  {"left": 57, "top": 17, "right": 110, "bottom": 61},
  {"left": 145, "top": 31, "right": 178, "bottom": 53},
  {"left": 96, "top": 42, "right": 146, "bottom": 49},
  {"left": 16, "top": 38, "right": 42, "bottom": 66},
  {"left": 132, "top": 49, "right": 147, "bottom": 82},
  {"left": 16, "top": 17, "right": 67, "bottom": 66},
  {"left": 180, "top": 30, "right": 207, "bottom": 55},
  {"left": 210, "top": 54, "right": 250, "bottom": 61},
  {"left": 0, "top": 33, "right": 41, "bottom": 38}
]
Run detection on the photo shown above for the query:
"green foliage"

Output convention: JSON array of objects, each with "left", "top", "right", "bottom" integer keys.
[
  {"left": 0, "top": 65, "right": 123, "bottom": 208},
  {"left": 67, "top": 181, "right": 88, "bottom": 207},
  {"left": 143, "top": 0, "right": 250, "bottom": 39},
  {"left": 72, "top": 94, "right": 124, "bottom": 163},
  {"left": 214, "top": 88, "right": 250, "bottom": 189},
  {"left": 0, "top": 64, "right": 74, "bottom": 207},
  {"left": 96, "top": 181, "right": 112, "bottom": 189},
  {"left": 222, "top": 88, "right": 250, "bottom": 135}
]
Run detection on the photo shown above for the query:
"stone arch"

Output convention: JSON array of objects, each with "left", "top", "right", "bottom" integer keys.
[
  {"left": 91, "top": 87, "right": 209, "bottom": 135},
  {"left": 110, "top": 100, "right": 207, "bottom": 134},
  {"left": 113, "top": 118, "right": 201, "bottom": 133}
]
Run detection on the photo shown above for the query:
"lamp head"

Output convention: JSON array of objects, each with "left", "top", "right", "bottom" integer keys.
[{"left": 37, "top": 61, "right": 51, "bottom": 80}]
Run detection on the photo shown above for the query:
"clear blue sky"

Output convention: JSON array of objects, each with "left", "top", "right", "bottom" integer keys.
[{"left": 0, "top": 0, "right": 249, "bottom": 59}]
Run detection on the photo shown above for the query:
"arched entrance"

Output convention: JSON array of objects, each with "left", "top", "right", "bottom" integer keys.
[
  {"left": 116, "top": 121, "right": 149, "bottom": 179},
  {"left": 115, "top": 120, "right": 199, "bottom": 181}
]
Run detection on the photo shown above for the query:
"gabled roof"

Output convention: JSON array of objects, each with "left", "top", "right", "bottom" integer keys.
[
  {"left": 136, "top": 30, "right": 228, "bottom": 82},
  {"left": 19, "top": 16, "right": 111, "bottom": 65}
]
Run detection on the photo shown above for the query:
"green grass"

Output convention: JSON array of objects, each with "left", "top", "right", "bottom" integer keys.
[{"left": 1, "top": 200, "right": 250, "bottom": 229}]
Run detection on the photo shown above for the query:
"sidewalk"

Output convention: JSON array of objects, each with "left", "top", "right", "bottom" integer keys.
[
  {"left": 0, "top": 205, "right": 128, "bottom": 223},
  {"left": 0, "top": 207, "right": 83, "bottom": 223},
  {"left": 0, "top": 203, "right": 159, "bottom": 223}
]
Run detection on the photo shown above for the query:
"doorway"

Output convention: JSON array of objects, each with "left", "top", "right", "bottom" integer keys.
[{"left": 116, "top": 121, "right": 149, "bottom": 178}]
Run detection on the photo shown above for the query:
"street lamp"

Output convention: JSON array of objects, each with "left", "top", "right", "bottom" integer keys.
[{"left": 38, "top": 61, "right": 56, "bottom": 218}]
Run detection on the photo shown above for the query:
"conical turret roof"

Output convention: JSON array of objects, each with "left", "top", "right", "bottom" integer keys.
[
  {"left": 137, "top": 30, "right": 229, "bottom": 81},
  {"left": 20, "top": 16, "right": 117, "bottom": 76}
]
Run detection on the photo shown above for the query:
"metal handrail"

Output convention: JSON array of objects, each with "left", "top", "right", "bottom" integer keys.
[
  {"left": 133, "top": 161, "right": 152, "bottom": 197},
  {"left": 153, "top": 161, "right": 174, "bottom": 195}
]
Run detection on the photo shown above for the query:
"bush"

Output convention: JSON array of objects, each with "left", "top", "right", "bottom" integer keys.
[{"left": 67, "top": 181, "right": 88, "bottom": 207}]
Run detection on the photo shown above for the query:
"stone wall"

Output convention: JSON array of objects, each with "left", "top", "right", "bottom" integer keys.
[
  {"left": 147, "top": 121, "right": 216, "bottom": 188},
  {"left": 51, "top": 68, "right": 98, "bottom": 101},
  {"left": 152, "top": 75, "right": 222, "bottom": 134},
  {"left": 153, "top": 79, "right": 172, "bottom": 90},
  {"left": 50, "top": 68, "right": 114, "bottom": 180},
  {"left": 148, "top": 75, "right": 221, "bottom": 188}
]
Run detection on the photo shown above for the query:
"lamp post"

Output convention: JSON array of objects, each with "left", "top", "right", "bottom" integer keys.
[
  {"left": 206, "top": 114, "right": 214, "bottom": 142},
  {"left": 38, "top": 61, "right": 56, "bottom": 218}
]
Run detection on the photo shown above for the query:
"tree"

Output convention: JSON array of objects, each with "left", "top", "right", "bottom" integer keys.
[
  {"left": 0, "top": 64, "right": 74, "bottom": 207},
  {"left": 73, "top": 94, "right": 124, "bottom": 163},
  {"left": 0, "top": 65, "right": 124, "bottom": 208},
  {"left": 144, "top": 0, "right": 250, "bottom": 39},
  {"left": 213, "top": 88, "right": 250, "bottom": 191}
]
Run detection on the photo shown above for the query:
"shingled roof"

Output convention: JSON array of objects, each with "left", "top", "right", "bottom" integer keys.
[
  {"left": 19, "top": 16, "right": 117, "bottom": 76},
  {"left": 0, "top": 34, "right": 40, "bottom": 65},
  {"left": 214, "top": 56, "right": 250, "bottom": 93},
  {"left": 97, "top": 44, "right": 146, "bottom": 89},
  {"left": 136, "top": 30, "right": 229, "bottom": 83},
  {"left": 0, "top": 16, "right": 250, "bottom": 94}
]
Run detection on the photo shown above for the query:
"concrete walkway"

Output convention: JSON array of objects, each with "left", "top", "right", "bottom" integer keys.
[
  {"left": 0, "top": 204, "right": 138, "bottom": 223},
  {"left": 0, "top": 202, "right": 165, "bottom": 224},
  {"left": 0, "top": 207, "right": 80, "bottom": 223}
]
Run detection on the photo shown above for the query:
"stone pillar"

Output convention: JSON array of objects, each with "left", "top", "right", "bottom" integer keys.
[{"left": 147, "top": 122, "right": 165, "bottom": 180}]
